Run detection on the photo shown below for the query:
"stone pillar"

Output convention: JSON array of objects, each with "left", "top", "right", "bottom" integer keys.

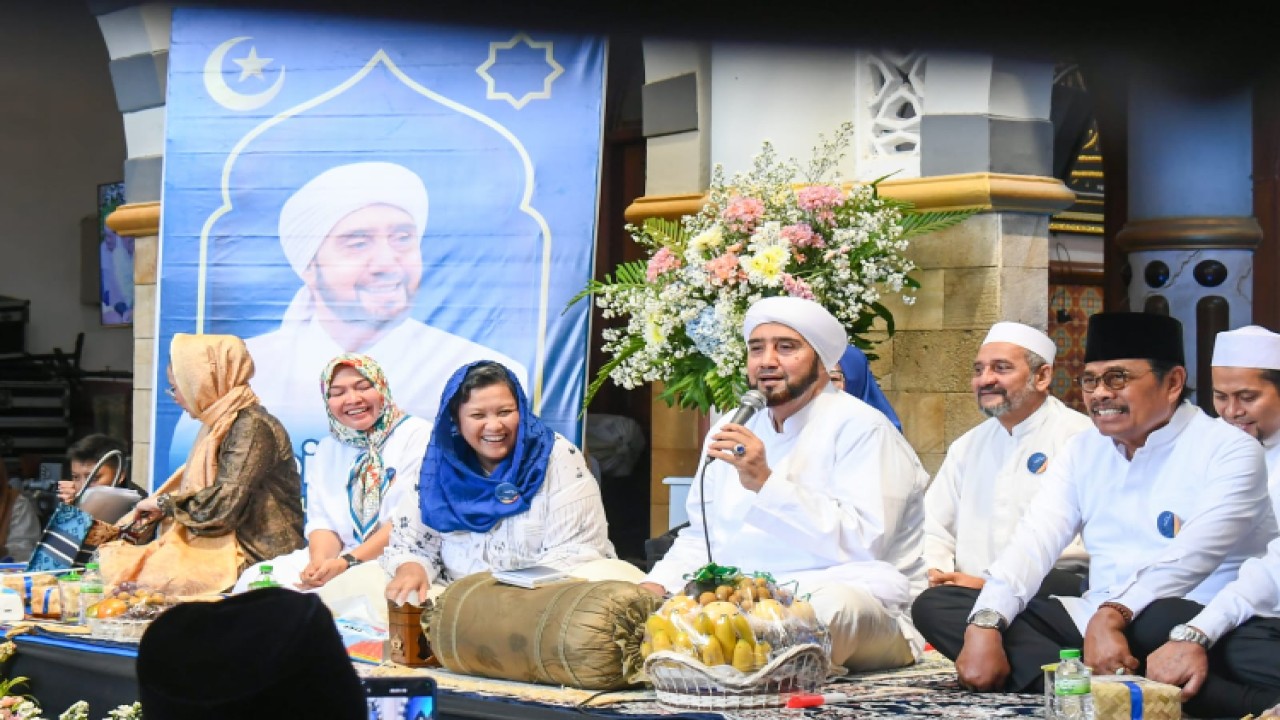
[
  {"left": 92, "top": 1, "right": 173, "bottom": 490},
  {"left": 1116, "top": 71, "right": 1257, "bottom": 410},
  {"left": 877, "top": 52, "right": 1070, "bottom": 475},
  {"left": 635, "top": 39, "right": 713, "bottom": 535}
]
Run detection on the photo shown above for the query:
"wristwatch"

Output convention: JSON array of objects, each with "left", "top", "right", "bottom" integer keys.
[
  {"left": 969, "top": 608, "right": 1008, "bottom": 632},
  {"left": 341, "top": 553, "right": 362, "bottom": 569},
  {"left": 1168, "top": 623, "right": 1211, "bottom": 649}
]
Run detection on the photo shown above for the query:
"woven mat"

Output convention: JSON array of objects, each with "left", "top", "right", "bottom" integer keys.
[{"left": 360, "top": 651, "right": 1049, "bottom": 718}]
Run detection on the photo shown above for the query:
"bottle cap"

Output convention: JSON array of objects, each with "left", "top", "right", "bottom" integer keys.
[
  {"left": 65, "top": 572, "right": 81, "bottom": 581},
  {"left": 261, "top": 565, "right": 273, "bottom": 573},
  {"left": 1059, "top": 648, "right": 1082, "bottom": 659},
  {"left": 86, "top": 562, "right": 100, "bottom": 570}
]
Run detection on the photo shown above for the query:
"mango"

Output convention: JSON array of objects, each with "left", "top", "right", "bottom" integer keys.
[{"left": 703, "top": 600, "right": 739, "bottom": 621}]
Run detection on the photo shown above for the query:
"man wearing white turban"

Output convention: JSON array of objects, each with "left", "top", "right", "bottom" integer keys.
[
  {"left": 924, "top": 322, "right": 1092, "bottom": 597},
  {"left": 1210, "top": 325, "right": 1280, "bottom": 515},
  {"left": 640, "top": 296, "right": 931, "bottom": 672},
  {"left": 172, "top": 162, "right": 527, "bottom": 469}
]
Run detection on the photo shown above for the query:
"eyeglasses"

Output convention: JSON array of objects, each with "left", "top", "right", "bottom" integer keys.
[
  {"left": 164, "top": 385, "right": 177, "bottom": 398},
  {"left": 1078, "top": 369, "right": 1151, "bottom": 393}
]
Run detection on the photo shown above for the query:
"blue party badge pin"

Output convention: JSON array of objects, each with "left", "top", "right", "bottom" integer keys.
[
  {"left": 1027, "top": 452, "right": 1048, "bottom": 474},
  {"left": 495, "top": 482, "right": 520, "bottom": 505},
  {"left": 1157, "top": 511, "right": 1182, "bottom": 539}
]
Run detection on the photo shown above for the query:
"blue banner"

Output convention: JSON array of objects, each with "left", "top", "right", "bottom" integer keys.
[{"left": 156, "top": 9, "right": 604, "bottom": 486}]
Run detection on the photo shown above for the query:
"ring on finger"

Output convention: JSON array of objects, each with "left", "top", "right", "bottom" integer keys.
[
  {"left": 1114, "top": 667, "right": 1128, "bottom": 675},
  {"left": 732, "top": 443, "right": 747, "bottom": 457}
]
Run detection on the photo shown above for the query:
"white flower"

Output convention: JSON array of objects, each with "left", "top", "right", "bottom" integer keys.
[
  {"left": 741, "top": 246, "right": 788, "bottom": 286},
  {"left": 58, "top": 702, "right": 89, "bottom": 720},
  {"left": 687, "top": 225, "right": 725, "bottom": 258}
]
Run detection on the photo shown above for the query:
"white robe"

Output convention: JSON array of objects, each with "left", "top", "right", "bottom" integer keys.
[
  {"left": 973, "top": 402, "right": 1277, "bottom": 635},
  {"left": 644, "top": 386, "right": 930, "bottom": 661},
  {"left": 924, "top": 396, "right": 1093, "bottom": 576},
  {"left": 169, "top": 316, "right": 527, "bottom": 479},
  {"left": 381, "top": 436, "right": 615, "bottom": 584}
]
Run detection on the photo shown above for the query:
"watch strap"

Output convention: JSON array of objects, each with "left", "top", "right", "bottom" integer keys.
[{"left": 341, "top": 553, "right": 361, "bottom": 568}]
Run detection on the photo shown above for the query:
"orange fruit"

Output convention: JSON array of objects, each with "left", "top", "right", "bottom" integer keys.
[{"left": 96, "top": 598, "right": 128, "bottom": 618}]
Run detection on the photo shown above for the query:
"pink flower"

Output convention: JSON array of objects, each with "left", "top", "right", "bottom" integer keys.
[
  {"left": 721, "top": 195, "right": 765, "bottom": 233},
  {"left": 646, "top": 247, "right": 681, "bottom": 282},
  {"left": 780, "top": 223, "right": 824, "bottom": 248},
  {"left": 796, "top": 185, "right": 843, "bottom": 211},
  {"left": 781, "top": 273, "right": 815, "bottom": 300},
  {"left": 705, "top": 252, "right": 742, "bottom": 285}
]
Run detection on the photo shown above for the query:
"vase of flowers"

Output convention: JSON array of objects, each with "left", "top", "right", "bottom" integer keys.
[{"left": 572, "top": 123, "right": 976, "bottom": 414}]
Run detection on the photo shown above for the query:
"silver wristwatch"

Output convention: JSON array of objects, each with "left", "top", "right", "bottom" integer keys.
[
  {"left": 969, "top": 608, "right": 1008, "bottom": 632},
  {"left": 1168, "top": 623, "right": 1211, "bottom": 649}
]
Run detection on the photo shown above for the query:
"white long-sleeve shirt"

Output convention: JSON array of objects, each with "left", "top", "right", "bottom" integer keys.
[
  {"left": 303, "top": 415, "right": 432, "bottom": 549},
  {"left": 645, "top": 386, "right": 929, "bottom": 615},
  {"left": 973, "top": 402, "right": 1276, "bottom": 634},
  {"left": 381, "top": 436, "right": 615, "bottom": 585},
  {"left": 925, "top": 396, "right": 1093, "bottom": 575},
  {"left": 1182, "top": 429, "right": 1280, "bottom": 642}
]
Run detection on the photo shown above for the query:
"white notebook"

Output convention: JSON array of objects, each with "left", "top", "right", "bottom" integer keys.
[{"left": 491, "top": 565, "right": 574, "bottom": 589}]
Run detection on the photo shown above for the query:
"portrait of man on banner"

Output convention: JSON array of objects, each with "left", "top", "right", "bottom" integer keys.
[{"left": 156, "top": 11, "right": 604, "bottom": 482}]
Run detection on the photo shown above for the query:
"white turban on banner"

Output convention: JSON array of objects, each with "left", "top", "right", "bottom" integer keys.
[
  {"left": 278, "top": 162, "right": 429, "bottom": 277},
  {"left": 982, "top": 321, "right": 1058, "bottom": 365},
  {"left": 1212, "top": 325, "right": 1280, "bottom": 370},
  {"left": 276, "top": 162, "right": 429, "bottom": 324},
  {"left": 742, "top": 296, "right": 847, "bottom": 369}
]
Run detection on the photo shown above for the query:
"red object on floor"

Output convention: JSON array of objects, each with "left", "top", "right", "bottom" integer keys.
[{"left": 923, "top": 642, "right": 934, "bottom": 652}]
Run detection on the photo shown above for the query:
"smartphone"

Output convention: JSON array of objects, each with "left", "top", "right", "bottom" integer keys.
[{"left": 362, "top": 677, "right": 436, "bottom": 720}]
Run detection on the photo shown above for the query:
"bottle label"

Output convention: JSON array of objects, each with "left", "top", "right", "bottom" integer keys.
[{"left": 1055, "top": 676, "right": 1091, "bottom": 695}]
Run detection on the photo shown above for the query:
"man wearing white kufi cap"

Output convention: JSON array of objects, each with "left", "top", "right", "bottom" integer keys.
[
  {"left": 641, "top": 296, "right": 931, "bottom": 672},
  {"left": 1211, "top": 325, "right": 1280, "bottom": 509},
  {"left": 173, "top": 162, "right": 528, "bottom": 469},
  {"left": 1145, "top": 325, "right": 1280, "bottom": 720},
  {"left": 923, "top": 322, "right": 1092, "bottom": 599}
]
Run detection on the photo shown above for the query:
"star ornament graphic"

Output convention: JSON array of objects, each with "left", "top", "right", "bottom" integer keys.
[
  {"left": 232, "top": 46, "right": 273, "bottom": 81},
  {"left": 476, "top": 33, "right": 565, "bottom": 110}
]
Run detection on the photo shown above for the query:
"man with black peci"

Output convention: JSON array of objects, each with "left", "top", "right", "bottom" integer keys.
[{"left": 912, "top": 312, "right": 1276, "bottom": 694}]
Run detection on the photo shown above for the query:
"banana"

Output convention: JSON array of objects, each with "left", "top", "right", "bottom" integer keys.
[
  {"left": 731, "top": 638, "right": 755, "bottom": 673},
  {"left": 646, "top": 614, "right": 677, "bottom": 641},
  {"left": 753, "top": 640, "right": 772, "bottom": 670},
  {"left": 713, "top": 615, "right": 738, "bottom": 659},
  {"left": 700, "top": 639, "right": 726, "bottom": 666},
  {"left": 652, "top": 630, "right": 672, "bottom": 652},
  {"left": 731, "top": 613, "right": 756, "bottom": 648}
]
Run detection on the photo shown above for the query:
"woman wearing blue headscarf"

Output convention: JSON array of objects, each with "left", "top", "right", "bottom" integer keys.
[
  {"left": 833, "top": 345, "right": 902, "bottom": 432},
  {"left": 383, "top": 361, "right": 634, "bottom": 604}
]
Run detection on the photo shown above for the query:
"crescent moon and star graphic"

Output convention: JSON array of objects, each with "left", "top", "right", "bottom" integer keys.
[{"left": 203, "top": 36, "right": 286, "bottom": 111}]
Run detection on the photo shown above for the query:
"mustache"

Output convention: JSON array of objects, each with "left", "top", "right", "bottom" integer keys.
[{"left": 1089, "top": 401, "right": 1127, "bottom": 412}]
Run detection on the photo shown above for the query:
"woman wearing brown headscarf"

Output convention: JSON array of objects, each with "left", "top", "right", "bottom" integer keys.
[{"left": 103, "top": 334, "right": 304, "bottom": 595}]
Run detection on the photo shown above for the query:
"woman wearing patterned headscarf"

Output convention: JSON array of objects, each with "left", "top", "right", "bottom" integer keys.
[
  {"left": 383, "top": 361, "right": 638, "bottom": 605},
  {"left": 105, "top": 334, "right": 304, "bottom": 596},
  {"left": 233, "top": 354, "right": 431, "bottom": 598}
]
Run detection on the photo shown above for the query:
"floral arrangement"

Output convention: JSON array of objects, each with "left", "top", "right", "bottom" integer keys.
[
  {"left": 0, "top": 645, "right": 142, "bottom": 720},
  {"left": 573, "top": 123, "right": 976, "bottom": 414}
]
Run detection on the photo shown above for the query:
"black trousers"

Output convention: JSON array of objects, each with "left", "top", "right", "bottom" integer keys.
[
  {"left": 911, "top": 585, "right": 1199, "bottom": 693},
  {"left": 1185, "top": 616, "right": 1280, "bottom": 719}
]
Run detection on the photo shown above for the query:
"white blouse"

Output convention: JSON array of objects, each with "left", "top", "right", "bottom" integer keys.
[
  {"left": 380, "top": 436, "right": 615, "bottom": 586},
  {"left": 304, "top": 415, "right": 433, "bottom": 550}
]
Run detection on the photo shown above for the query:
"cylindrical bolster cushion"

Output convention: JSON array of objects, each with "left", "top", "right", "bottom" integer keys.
[{"left": 426, "top": 572, "right": 660, "bottom": 690}]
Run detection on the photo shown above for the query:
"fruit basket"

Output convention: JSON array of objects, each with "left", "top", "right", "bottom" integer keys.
[
  {"left": 645, "top": 642, "right": 827, "bottom": 710},
  {"left": 638, "top": 565, "right": 831, "bottom": 709},
  {"left": 86, "top": 582, "right": 176, "bottom": 643}
]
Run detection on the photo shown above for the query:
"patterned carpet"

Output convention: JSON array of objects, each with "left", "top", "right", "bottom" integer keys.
[{"left": 369, "top": 650, "right": 1046, "bottom": 718}]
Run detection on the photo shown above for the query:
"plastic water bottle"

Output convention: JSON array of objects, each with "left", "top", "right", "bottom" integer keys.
[
  {"left": 247, "top": 564, "right": 281, "bottom": 590},
  {"left": 79, "top": 562, "right": 105, "bottom": 624},
  {"left": 1054, "top": 648, "right": 1095, "bottom": 719}
]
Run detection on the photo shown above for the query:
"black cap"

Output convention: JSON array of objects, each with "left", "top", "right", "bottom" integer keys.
[
  {"left": 137, "top": 588, "right": 365, "bottom": 719},
  {"left": 1084, "top": 312, "right": 1185, "bottom": 365}
]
